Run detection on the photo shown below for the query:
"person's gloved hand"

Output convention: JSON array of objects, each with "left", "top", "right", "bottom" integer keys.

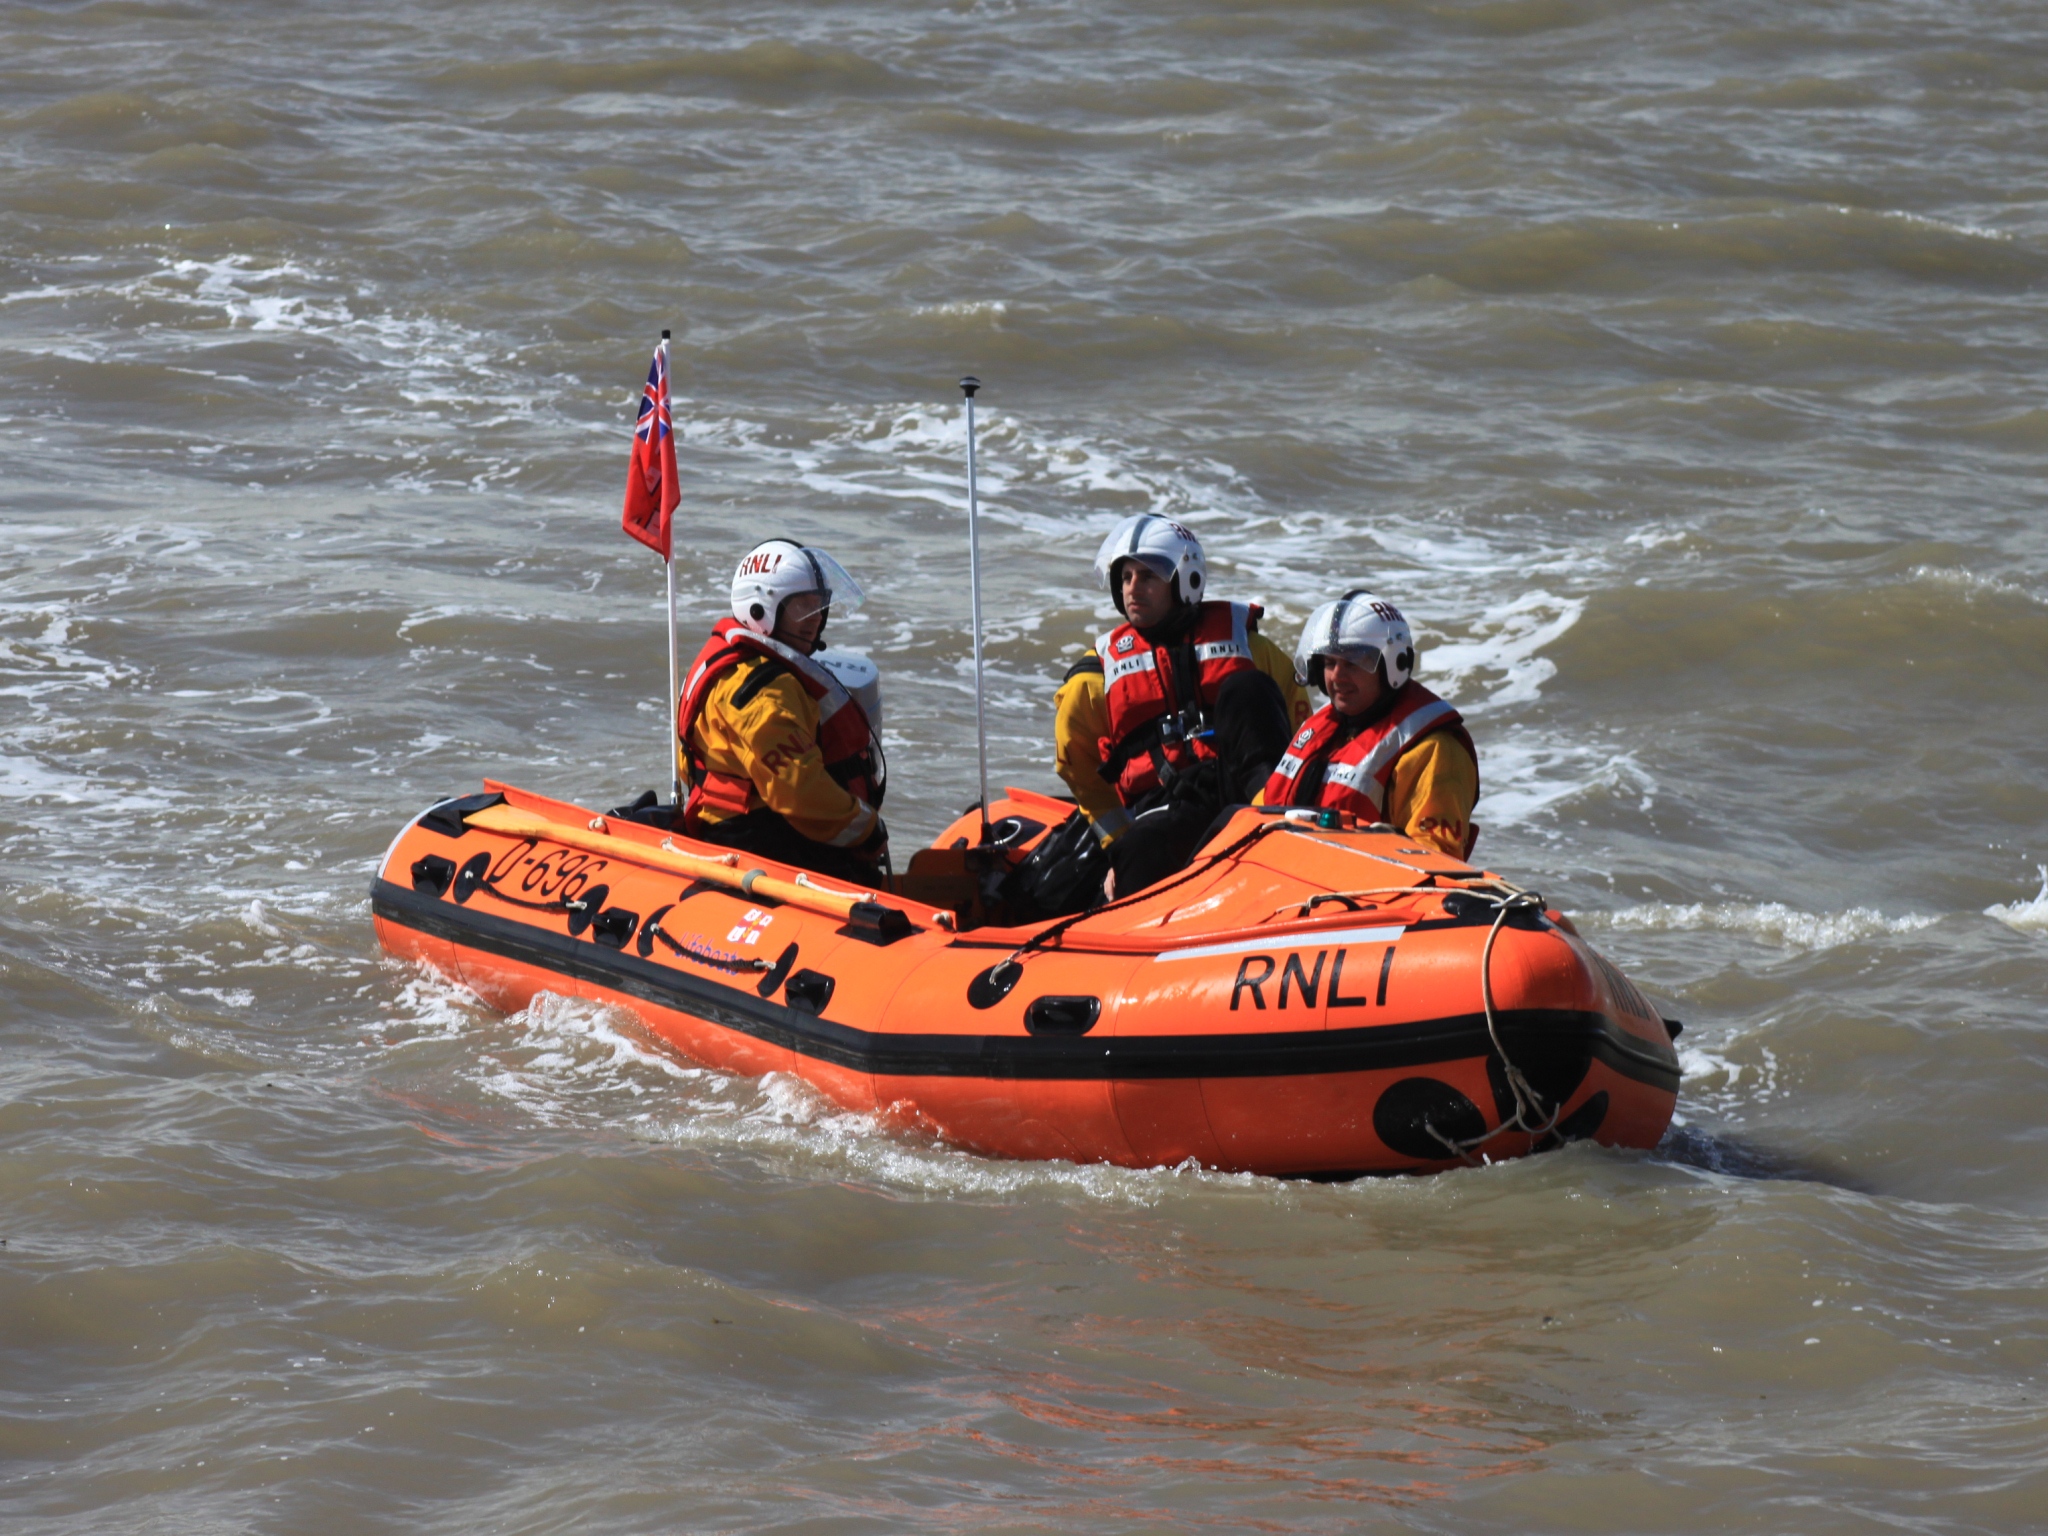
[
  {"left": 855, "top": 818, "right": 890, "bottom": 865},
  {"left": 1164, "top": 757, "right": 1225, "bottom": 810}
]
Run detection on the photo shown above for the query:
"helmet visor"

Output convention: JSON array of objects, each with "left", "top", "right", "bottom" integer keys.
[
  {"left": 778, "top": 547, "right": 864, "bottom": 627},
  {"left": 1118, "top": 552, "right": 1178, "bottom": 586},
  {"left": 1295, "top": 639, "right": 1363, "bottom": 682}
]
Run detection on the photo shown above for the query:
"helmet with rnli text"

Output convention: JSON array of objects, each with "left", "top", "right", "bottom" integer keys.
[
  {"left": 1093, "top": 514, "right": 1207, "bottom": 615},
  {"left": 1294, "top": 589, "right": 1415, "bottom": 692},
  {"left": 729, "top": 539, "right": 865, "bottom": 640}
]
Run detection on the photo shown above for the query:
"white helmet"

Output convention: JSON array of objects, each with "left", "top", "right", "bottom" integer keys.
[
  {"left": 1093, "top": 514, "right": 1207, "bottom": 614},
  {"left": 729, "top": 539, "right": 864, "bottom": 639},
  {"left": 1294, "top": 589, "right": 1416, "bottom": 692}
]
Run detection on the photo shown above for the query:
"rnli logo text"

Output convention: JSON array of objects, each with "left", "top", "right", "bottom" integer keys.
[
  {"left": 737, "top": 551, "right": 785, "bottom": 577},
  {"left": 1230, "top": 946, "right": 1396, "bottom": 1010},
  {"left": 758, "top": 732, "right": 807, "bottom": 773}
]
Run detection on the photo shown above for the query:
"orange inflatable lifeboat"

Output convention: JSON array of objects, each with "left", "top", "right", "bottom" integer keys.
[{"left": 371, "top": 781, "right": 1679, "bottom": 1175}]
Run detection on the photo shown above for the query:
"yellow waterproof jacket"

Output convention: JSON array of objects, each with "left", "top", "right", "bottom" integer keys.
[
  {"left": 1053, "top": 629, "right": 1309, "bottom": 836},
  {"left": 1378, "top": 730, "right": 1480, "bottom": 859},
  {"left": 681, "top": 661, "right": 879, "bottom": 849}
]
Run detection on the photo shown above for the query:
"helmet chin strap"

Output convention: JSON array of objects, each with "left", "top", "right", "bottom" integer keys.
[{"left": 772, "top": 593, "right": 830, "bottom": 653}]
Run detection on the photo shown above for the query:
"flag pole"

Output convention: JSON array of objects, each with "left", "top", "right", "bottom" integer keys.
[
  {"left": 960, "top": 376, "right": 991, "bottom": 843},
  {"left": 666, "top": 547, "right": 681, "bottom": 813},
  {"left": 661, "top": 330, "right": 682, "bottom": 816}
]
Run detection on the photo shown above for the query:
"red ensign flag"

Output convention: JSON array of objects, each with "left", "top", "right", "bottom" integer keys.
[{"left": 621, "top": 334, "right": 681, "bottom": 558}]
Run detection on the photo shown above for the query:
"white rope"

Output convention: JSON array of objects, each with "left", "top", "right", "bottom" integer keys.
[{"left": 1426, "top": 890, "right": 1563, "bottom": 1165}]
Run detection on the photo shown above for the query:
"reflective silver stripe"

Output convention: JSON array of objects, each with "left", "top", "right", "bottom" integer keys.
[
  {"left": 825, "top": 799, "right": 878, "bottom": 846},
  {"left": 1090, "top": 805, "right": 1132, "bottom": 839},
  {"left": 1153, "top": 924, "right": 1406, "bottom": 963},
  {"left": 1322, "top": 756, "right": 1387, "bottom": 813},
  {"left": 723, "top": 628, "right": 883, "bottom": 803},
  {"left": 1329, "top": 699, "right": 1459, "bottom": 809},
  {"left": 1103, "top": 648, "right": 1157, "bottom": 687},
  {"left": 744, "top": 631, "right": 856, "bottom": 721},
  {"left": 1193, "top": 602, "right": 1253, "bottom": 662}
]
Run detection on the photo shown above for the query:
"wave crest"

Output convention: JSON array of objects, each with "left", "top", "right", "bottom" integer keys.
[
  {"left": 1598, "top": 901, "right": 1938, "bottom": 950},
  {"left": 1986, "top": 867, "right": 2048, "bottom": 935}
]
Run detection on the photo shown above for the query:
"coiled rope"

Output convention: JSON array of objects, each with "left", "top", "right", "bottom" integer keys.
[
  {"left": 993, "top": 824, "right": 1567, "bottom": 1164},
  {"left": 1426, "top": 889, "right": 1563, "bottom": 1164}
]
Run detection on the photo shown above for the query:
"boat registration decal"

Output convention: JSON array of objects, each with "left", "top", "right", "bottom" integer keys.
[{"left": 1152, "top": 924, "right": 1403, "bottom": 962}]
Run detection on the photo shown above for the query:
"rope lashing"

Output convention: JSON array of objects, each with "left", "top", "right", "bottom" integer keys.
[{"left": 1426, "top": 889, "right": 1564, "bottom": 1165}]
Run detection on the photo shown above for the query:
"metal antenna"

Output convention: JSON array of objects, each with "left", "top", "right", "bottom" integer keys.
[{"left": 960, "top": 376, "right": 991, "bottom": 841}]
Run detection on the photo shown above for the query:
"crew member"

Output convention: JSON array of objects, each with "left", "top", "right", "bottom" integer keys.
[
  {"left": 1052, "top": 515, "right": 1306, "bottom": 897},
  {"left": 676, "top": 539, "right": 888, "bottom": 882},
  {"left": 1264, "top": 590, "right": 1479, "bottom": 859}
]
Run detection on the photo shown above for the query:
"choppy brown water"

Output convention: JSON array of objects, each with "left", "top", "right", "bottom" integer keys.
[{"left": 4, "top": 1, "right": 2047, "bottom": 1530}]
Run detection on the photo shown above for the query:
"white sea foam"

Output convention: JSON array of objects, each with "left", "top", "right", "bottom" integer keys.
[
  {"left": 1596, "top": 901, "right": 1939, "bottom": 950},
  {"left": 1985, "top": 867, "right": 2048, "bottom": 935},
  {"left": 915, "top": 299, "right": 1009, "bottom": 317},
  {"left": 440, "top": 990, "right": 1298, "bottom": 1205},
  {"left": 640, "top": 1067, "right": 1293, "bottom": 1206},
  {"left": 2, "top": 252, "right": 541, "bottom": 492},
  {"left": 470, "top": 991, "right": 707, "bottom": 1121},
  {"left": 0, "top": 750, "right": 139, "bottom": 807},
  {"left": 1908, "top": 565, "right": 2044, "bottom": 605},
  {"left": 1676, "top": 1037, "right": 1785, "bottom": 1103},
  {"left": 0, "top": 599, "right": 138, "bottom": 703},
  {"left": 1475, "top": 734, "right": 1654, "bottom": 829},
  {"left": 1426, "top": 590, "right": 1586, "bottom": 709},
  {"left": 677, "top": 396, "right": 1258, "bottom": 540},
  {"left": 375, "top": 966, "right": 494, "bottom": 1045},
  {"left": 1876, "top": 208, "right": 2013, "bottom": 243}
]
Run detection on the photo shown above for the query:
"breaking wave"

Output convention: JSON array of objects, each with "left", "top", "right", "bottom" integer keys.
[
  {"left": 1985, "top": 867, "right": 2048, "bottom": 935},
  {"left": 1595, "top": 901, "right": 1941, "bottom": 950}
]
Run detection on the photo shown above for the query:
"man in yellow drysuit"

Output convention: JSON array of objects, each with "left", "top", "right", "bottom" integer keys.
[{"left": 675, "top": 540, "right": 888, "bottom": 883}]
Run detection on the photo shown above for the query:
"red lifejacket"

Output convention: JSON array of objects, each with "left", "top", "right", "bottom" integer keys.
[
  {"left": 675, "top": 618, "right": 883, "bottom": 832},
  {"left": 1096, "top": 600, "right": 1261, "bottom": 803},
  {"left": 1265, "top": 682, "right": 1477, "bottom": 836}
]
